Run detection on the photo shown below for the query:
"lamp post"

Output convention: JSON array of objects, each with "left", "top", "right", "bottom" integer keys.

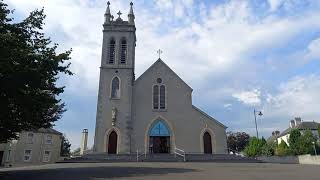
[
  {"left": 253, "top": 109, "right": 263, "bottom": 139},
  {"left": 312, "top": 141, "right": 317, "bottom": 156}
]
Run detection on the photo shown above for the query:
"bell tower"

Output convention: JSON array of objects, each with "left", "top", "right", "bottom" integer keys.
[{"left": 94, "top": 1, "right": 136, "bottom": 153}]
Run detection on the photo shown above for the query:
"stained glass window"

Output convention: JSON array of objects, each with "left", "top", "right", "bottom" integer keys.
[{"left": 149, "top": 120, "right": 170, "bottom": 136}]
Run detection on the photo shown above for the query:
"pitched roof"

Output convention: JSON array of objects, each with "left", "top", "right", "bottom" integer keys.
[
  {"left": 31, "top": 128, "right": 63, "bottom": 135},
  {"left": 279, "top": 121, "right": 319, "bottom": 137},
  {"left": 135, "top": 58, "right": 193, "bottom": 91},
  {"left": 192, "top": 105, "right": 227, "bottom": 129},
  {"left": 267, "top": 135, "right": 279, "bottom": 143}
]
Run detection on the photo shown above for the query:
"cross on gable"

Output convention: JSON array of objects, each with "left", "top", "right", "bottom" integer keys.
[
  {"left": 117, "top": 11, "right": 122, "bottom": 18},
  {"left": 157, "top": 49, "right": 163, "bottom": 59}
]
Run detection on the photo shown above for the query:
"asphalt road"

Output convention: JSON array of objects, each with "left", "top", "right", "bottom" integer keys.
[{"left": 0, "top": 162, "right": 319, "bottom": 180}]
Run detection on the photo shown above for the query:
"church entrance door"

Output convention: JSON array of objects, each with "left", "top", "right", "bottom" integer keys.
[
  {"left": 203, "top": 132, "right": 212, "bottom": 154},
  {"left": 148, "top": 120, "right": 171, "bottom": 154},
  {"left": 108, "top": 131, "right": 117, "bottom": 154},
  {"left": 150, "top": 136, "right": 170, "bottom": 153}
]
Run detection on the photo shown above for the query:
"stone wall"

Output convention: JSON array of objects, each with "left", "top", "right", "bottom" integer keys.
[{"left": 258, "top": 155, "right": 320, "bottom": 165}]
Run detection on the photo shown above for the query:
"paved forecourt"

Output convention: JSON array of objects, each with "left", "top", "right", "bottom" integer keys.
[{"left": 0, "top": 162, "right": 319, "bottom": 180}]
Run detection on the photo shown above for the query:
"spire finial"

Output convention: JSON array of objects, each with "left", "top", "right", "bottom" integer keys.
[
  {"left": 104, "top": 1, "right": 111, "bottom": 24},
  {"left": 128, "top": 2, "right": 135, "bottom": 24},
  {"left": 157, "top": 49, "right": 163, "bottom": 59}
]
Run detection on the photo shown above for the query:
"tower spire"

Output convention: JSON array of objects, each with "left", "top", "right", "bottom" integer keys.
[
  {"left": 128, "top": 2, "right": 135, "bottom": 24},
  {"left": 104, "top": 1, "right": 111, "bottom": 24}
]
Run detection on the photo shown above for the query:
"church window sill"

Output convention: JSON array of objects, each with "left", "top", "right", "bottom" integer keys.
[{"left": 152, "top": 109, "right": 167, "bottom": 112}]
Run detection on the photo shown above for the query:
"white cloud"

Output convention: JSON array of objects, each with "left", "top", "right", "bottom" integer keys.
[
  {"left": 268, "top": 0, "right": 285, "bottom": 11},
  {"left": 232, "top": 89, "right": 261, "bottom": 106},
  {"left": 306, "top": 38, "right": 320, "bottom": 60},
  {"left": 223, "top": 103, "right": 232, "bottom": 110},
  {"left": 264, "top": 75, "right": 320, "bottom": 119}
]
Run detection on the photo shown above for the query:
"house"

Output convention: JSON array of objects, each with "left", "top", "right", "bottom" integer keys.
[
  {"left": 275, "top": 117, "right": 319, "bottom": 146},
  {"left": 0, "top": 128, "right": 62, "bottom": 167}
]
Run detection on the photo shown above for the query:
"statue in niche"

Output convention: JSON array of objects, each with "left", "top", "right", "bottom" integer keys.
[{"left": 111, "top": 107, "right": 117, "bottom": 126}]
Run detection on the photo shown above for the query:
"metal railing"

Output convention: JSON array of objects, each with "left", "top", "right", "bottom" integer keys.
[
  {"left": 174, "top": 147, "right": 186, "bottom": 162},
  {"left": 136, "top": 149, "right": 146, "bottom": 162}
]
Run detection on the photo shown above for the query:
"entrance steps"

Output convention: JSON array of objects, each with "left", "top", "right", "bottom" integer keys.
[{"left": 59, "top": 153, "right": 262, "bottom": 163}]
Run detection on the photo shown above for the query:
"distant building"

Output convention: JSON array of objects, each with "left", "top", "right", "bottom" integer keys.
[
  {"left": 0, "top": 128, "right": 62, "bottom": 167},
  {"left": 274, "top": 117, "right": 319, "bottom": 146},
  {"left": 267, "top": 130, "right": 280, "bottom": 143}
]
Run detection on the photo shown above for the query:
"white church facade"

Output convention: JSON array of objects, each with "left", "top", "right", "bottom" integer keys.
[{"left": 93, "top": 2, "right": 227, "bottom": 155}]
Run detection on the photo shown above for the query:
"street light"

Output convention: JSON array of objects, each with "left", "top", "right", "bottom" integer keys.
[
  {"left": 312, "top": 141, "right": 317, "bottom": 156},
  {"left": 254, "top": 109, "right": 263, "bottom": 139}
]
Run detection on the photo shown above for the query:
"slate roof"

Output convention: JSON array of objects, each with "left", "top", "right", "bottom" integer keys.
[
  {"left": 192, "top": 105, "right": 227, "bottom": 129},
  {"left": 267, "top": 135, "right": 278, "bottom": 143},
  {"left": 135, "top": 58, "right": 193, "bottom": 91},
  {"left": 279, "top": 121, "right": 319, "bottom": 137},
  {"left": 31, "top": 128, "right": 62, "bottom": 135}
]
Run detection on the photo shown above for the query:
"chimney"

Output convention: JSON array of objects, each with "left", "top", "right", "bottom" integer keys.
[
  {"left": 290, "top": 120, "right": 295, "bottom": 128},
  {"left": 272, "top": 131, "right": 275, "bottom": 136},
  {"left": 294, "top": 117, "right": 302, "bottom": 126},
  {"left": 80, "top": 129, "right": 88, "bottom": 155},
  {"left": 275, "top": 130, "right": 280, "bottom": 136}
]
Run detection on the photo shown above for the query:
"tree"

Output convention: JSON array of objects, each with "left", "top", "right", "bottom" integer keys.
[
  {"left": 317, "top": 124, "right": 320, "bottom": 139},
  {"left": 71, "top": 148, "right": 81, "bottom": 157},
  {"left": 289, "top": 129, "right": 301, "bottom": 155},
  {"left": 0, "top": 1, "right": 72, "bottom": 143},
  {"left": 244, "top": 137, "right": 264, "bottom": 157},
  {"left": 227, "top": 131, "right": 250, "bottom": 152},
  {"left": 275, "top": 140, "right": 289, "bottom": 156},
  {"left": 298, "top": 130, "right": 316, "bottom": 155},
  {"left": 60, "top": 134, "right": 71, "bottom": 157}
]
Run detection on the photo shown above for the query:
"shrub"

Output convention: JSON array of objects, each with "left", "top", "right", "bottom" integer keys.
[
  {"left": 244, "top": 137, "right": 264, "bottom": 157},
  {"left": 289, "top": 129, "right": 301, "bottom": 155},
  {"left": 261, "top": 142, "right": 274, "bottom": 156},
  {"left": 275, "top": 140, "right": 290, "bottom": 156},
  {"left": 297, "top": 130, "right": 316, "bottom": 155}
]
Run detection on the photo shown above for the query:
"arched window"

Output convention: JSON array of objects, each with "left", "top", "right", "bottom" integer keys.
[
  {"left": 149, "top": 120, "right": 170, "bottom": 136},
  {"left": 111, "top": 77, "right": 120, "bottom": 98},
  {"left": 153, "top": 85, "right": 159, "bottom": 109},
  {"left": 108, "top": 39, "right": 115, "bottom": 64},
  {"left": 120, "top": 39, "right": 127, "bottom": 64},
  {"left": 153, "top": 79, "right": 166, "bottom": 110},
  {"left": 160, "top": 85, "right": 165, "bottom": 109}
]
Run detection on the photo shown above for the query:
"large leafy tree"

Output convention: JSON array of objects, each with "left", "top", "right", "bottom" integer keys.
[
  {"left": 227, "top": 131, "right": 250, "bottom": 152},
  {"left": 0, "top": 1, "right": 72, "bottom": 143}
]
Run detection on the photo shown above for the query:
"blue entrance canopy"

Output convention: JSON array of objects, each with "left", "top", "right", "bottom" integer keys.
[{"left": 149, "top": 120, "right": 170, "bottom": 136}]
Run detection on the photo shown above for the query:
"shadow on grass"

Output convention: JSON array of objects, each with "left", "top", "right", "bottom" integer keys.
[{"left": 0, "top": 166, "right": 198, "bottom": 180}]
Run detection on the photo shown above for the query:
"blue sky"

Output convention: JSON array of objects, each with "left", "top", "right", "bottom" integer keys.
[{"left": 6, "top": 0, "right": 320, "bottom": 150}]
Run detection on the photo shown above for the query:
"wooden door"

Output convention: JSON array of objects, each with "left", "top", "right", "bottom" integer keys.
[
  {"left": 203, "top": 132, "right": 212, "bottom": 154},
  {"left": 108, "top": 131, "right": 117, "bottom": 154},
  {"left": 0, "top": 151, "right": 3, "bottom": 165}
]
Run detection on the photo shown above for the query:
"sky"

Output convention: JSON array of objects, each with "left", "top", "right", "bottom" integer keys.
[{"left": 5, "top": 0, "right": 320, "bottom": 150}]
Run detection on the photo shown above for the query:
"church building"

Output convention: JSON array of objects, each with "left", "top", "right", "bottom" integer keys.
[{"left": 93, "top": 2, "right": 227, "bottom": 155}]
